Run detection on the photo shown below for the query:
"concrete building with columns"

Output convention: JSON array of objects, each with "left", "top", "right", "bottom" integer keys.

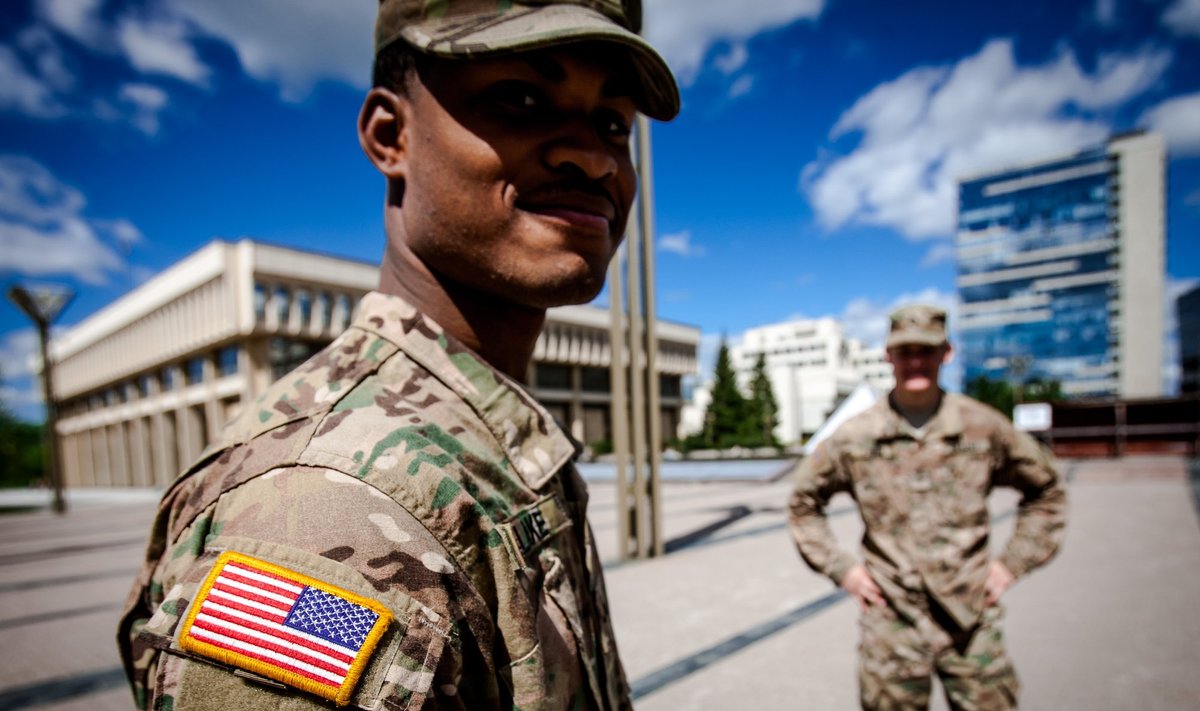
[{"left": 49, "top": 240, "right": 699, "bottom": 488}]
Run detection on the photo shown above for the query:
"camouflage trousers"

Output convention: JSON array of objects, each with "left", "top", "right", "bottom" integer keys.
[{"left": 858, "top": 599, "right": 1018, "bottom": 711}]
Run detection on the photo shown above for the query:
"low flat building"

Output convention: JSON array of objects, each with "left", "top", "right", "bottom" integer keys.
[{"left": 49, "top": 240, "right": 699, "bottom": 487}]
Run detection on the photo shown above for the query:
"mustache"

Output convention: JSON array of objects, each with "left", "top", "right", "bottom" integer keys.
[{"left": 520, "top": 177, "right": 619, "bottom": 211}]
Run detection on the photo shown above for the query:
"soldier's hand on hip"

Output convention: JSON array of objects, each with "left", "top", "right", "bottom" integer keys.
[
  {"left": 985, "top": 560, "right": 1015, "bottom": 605},
  {"left": 841, "top": 563, "right": 885, "bottom": 610}
]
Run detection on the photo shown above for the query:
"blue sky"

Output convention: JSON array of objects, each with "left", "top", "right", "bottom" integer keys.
[{"left": 2, "top": 0, "right": 1199, "bottom": 421}]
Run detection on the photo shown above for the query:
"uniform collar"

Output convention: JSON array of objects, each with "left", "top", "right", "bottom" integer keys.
[
  {"left": 877, "top": 391, "right": 964, "bottom": 441},
  {"left": 354, "top": 291, "right": 579, "bottom": 491}
]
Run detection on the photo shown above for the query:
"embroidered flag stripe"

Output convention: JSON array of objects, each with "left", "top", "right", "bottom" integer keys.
[
  {"left": 189, "top": 626, "right": 345, "bottom": 687},
  {"left": 192, "top": 614, "right": 353, "bottom": 673},
  {"left": 179, "top": 552, "right": 392, "bottom": 706},
  {"left": 197, "top": 606, "right": 356, "bottom": 664}
]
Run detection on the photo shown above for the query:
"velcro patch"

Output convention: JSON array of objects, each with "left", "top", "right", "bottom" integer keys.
[{"left": 178, "top": 551, "right": 392, "bottom": 706}]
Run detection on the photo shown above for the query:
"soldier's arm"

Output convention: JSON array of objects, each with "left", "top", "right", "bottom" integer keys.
[
  {"left": 120, "top": 467, "right": 477, "bottom": 711},
  {"left": 993, "top": 427, "right": 1067, "bottom": 579},
  {"left": 787, "top": 441, "right": 858, "bottom": 585}
]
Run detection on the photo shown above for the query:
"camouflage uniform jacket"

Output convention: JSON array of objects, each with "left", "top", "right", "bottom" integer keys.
[
  {"left": 787, "top": 393, "right": 1066, "bottom": 629},
  {"left": 118, "top": 291, "right": 631, "bottom": 711}
]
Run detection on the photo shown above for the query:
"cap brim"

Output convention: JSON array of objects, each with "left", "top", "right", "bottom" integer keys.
[
  {"left": 886, "top": 333, "right": 948, "bottom": 349},
  {"left": 395, "top": 5, "right": 680, "bottom": 121}
]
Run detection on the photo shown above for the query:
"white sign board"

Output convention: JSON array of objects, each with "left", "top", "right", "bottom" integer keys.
[{"left": 1013, "top": 402, "right": 1053, "bottom": 432}]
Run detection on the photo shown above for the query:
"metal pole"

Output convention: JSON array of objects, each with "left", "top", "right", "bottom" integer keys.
[
  {"left": 607, "top": 253, "right": 634, "bottom": 560},
  {"left": 36, "top": 320, "right": 66, "bottom": 514},
  {"left": 625, "top": 188, "right": 649, "bottom": 559},
  {"left": 637, "top": 115, "right": 664, "bottom": 557}
]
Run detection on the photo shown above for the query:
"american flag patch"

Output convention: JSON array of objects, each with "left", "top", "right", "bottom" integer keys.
[{"left": 178, "top": 551, "right": 392, "bottom": 706}]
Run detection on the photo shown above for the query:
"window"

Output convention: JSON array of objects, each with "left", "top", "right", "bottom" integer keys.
[
  {"left": 316, "top": 291, "right": 332, "bottom": 330},
  {"left": 297, "top": 289, "right": 312, "bottom": 329},
  {"left": 254, "top": 282, "right": 267, "bottom": 323},
  {"left": 185, "top": 357, "right": 204, "bottom": 385},
  {"left": 535, "top": 364, "right": 571, "bottom": 390},
  {"left": 275, "top": 286, "right": 291, "bottom": 327},
  {"left": 270, "top": 338, "right": 322, "bottom": 381},
  {"left": 335, "top": 294, "right": 352, "bottom": 331},
  {"left": 138, "top": 375, "right": 153, "bottom": 398},
  {"left": 659, "top": 374, "right": 682, "bottom": 398},
  {"left": 217, "top": 346, "right": 239, "bottom": 377},
  {"left": 581, "top": 367, "right": 610, "bottom": 393}
]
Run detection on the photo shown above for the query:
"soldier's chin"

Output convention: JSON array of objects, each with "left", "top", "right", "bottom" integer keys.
[{"left": 899, "top": 376, "right": 935, "bottom": 392}]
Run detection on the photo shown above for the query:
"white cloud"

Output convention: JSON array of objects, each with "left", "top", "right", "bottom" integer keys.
[
  {"left": 658, "top": 230, "right": 707, "bottom": 257},
  {"left": 1164, "top": 0, "right": 1200, "bottom": 36},
  {"left": 804, "top": 39, "right": 1171, "bottom": 240},
  {"left": 118, "top": 82, "right": 169, "bottom": 134},
  {"left": 166, "top": 0, "right": 375, "bottom": 102},
  {"left": 0, "top": 45, "right": 63, "bottom": 117},
  {"left": 644, "top": 0, "right": 825, "bottom": 83},
  {"left": 1094, "top": 0, "right": 1119, "bottom": 27},
  {"left": 1140, "top": 92, "right": 1200, "bottom": 156},
  {"left": 0, "top": 326, "right": 70, "bottom": 420},
  {"left": 34, "top": 0, "right": 108, "bottom": 50},
  {"left": 115, "top": 16, "right": 209, "bottom": 85},
  {"left": 728, "top": 75, "right": 755, "bottom": 99},
  {"left": 713, "top": 44, "right": 749, "bottom": 75},
  {"left": 18, "top": 27, "right": 74, "bottom": 93},
  {"left": 0, "top": 329, "right": 40, "bottom": 381},
  {"left": 0, "top": 156, "right": 133, "bottom": 284},
  {"left": 919, "top": 242, "right": 957, "bottom": 268}
]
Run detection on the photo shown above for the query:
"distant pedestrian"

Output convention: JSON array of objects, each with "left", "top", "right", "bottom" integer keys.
[{"left": 787, "top": 304, "right": 1066, "bottom": 710}]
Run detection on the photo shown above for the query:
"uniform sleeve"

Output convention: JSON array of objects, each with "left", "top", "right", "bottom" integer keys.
[
  {"left": 119, "top": 467, "right": 484, "bottom": 711},
  {"left": 787, "top": 442, "right": 858, "bottom": 585},
  {"left": 992, "top": 427, "right": 1067, "bottom": 579}
]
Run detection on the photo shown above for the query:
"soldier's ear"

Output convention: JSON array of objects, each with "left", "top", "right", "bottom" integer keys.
[
  {"left": 358, "top": 87, "right": 410, "bottom": 181},
  {"left": 941, "top": 344, "right": 955, "bottom": 365}
]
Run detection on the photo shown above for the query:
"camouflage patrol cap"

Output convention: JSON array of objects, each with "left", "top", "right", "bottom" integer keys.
[
  {"left": 887, "top": 304, "right": 949, "bottom": 348},
  {"left": 375, "top": 0, "right": 680, "bottom": 121}
]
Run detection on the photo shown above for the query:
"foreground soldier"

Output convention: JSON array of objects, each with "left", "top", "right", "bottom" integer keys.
[
  {"left": 788, "top": 305, "right": 1066, "bottom": 710},
  {"left": 118, "top": 2, "right": 679, "bottom": 708}
]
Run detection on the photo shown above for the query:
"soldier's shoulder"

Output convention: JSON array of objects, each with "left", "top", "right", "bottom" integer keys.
[
  {"left": 215, "top": 326, "right": 404, "bottom": 450},
  {"left": 949, "top": 393, "right": 1013, "bottom": 431},
  {"left": 829, "top": 400, "right": 888, "bottom": 445}
]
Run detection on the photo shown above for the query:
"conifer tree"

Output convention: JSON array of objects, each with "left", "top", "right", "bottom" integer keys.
[
  {"left": 747, "top": 352, "right": 780, "bottom": 447},
  {"left": 702, "top": 339, "right": 748, "bottom": 448}
]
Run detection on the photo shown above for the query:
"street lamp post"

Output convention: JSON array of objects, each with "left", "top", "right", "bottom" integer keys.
[{"left": 8, "top": 283, "right": 75, "bottom": 514}]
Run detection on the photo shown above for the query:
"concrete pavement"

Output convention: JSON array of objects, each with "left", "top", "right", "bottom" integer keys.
[{"left": 1, "top": 456, "right": 1197, "bottom": 710}]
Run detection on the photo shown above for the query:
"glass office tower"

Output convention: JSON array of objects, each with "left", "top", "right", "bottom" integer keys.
[{"left": 956, "top": 132, "right": 1165, "bottom": 399}]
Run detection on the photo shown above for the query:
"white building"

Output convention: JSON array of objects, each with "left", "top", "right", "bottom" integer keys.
[
  {"left": 728, "top": 318, "right": 893, "bottom": 444},
  {"left": 49, "top": 240, "right": 699, "bottom": 488}
]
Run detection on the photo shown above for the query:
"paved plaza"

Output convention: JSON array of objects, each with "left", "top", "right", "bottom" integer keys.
[{"left": 1, "top": 456, "right": 1198, "bottom": 710}]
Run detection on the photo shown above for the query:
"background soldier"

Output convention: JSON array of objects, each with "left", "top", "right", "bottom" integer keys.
[
  {"left": 788, "top": 305, "right": 1066, "bottom": 710},
  {"left": 118, "top": 1, "right": 679, "bottom": 709}
]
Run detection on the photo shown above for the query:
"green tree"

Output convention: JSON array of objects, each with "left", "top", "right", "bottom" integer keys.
[
  {"left": 0, "top": 371, "right": 45, "bottom": 488},
  {"left": 701, "top": 339, "right": 750, "bottom": 449},
  {"left": 1021, "top": 378, "right": 1064, "bottom": 404},
  {"left": 746, "top": 353, "right": 780, "bottom": 447},
  {"left": 965, "top": 375, "right": 1014, "bottom": 418}
]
